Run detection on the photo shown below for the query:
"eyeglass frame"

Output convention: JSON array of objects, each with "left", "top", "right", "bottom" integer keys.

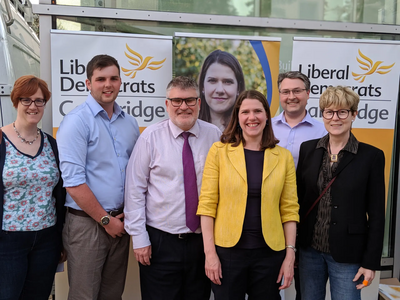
[
  {"left": 167, "top": 97, "right": 199, "bottom": 107},
  {"left": 278, "top": 88, "right": 307, "bottom": 96},
  {"left": 19, "top": 98, "right": 47, "bottom": 107},
  {"left": 322, "top": 109, "right": 352, "bottom": 120}
]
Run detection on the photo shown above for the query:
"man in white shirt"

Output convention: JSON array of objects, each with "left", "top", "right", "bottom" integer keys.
[{"left": 124, "top": 76, "right": 221, "bottom": 299}]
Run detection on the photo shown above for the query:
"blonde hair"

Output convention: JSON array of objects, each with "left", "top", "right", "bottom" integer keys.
[{"left": 319, "top": 86, "right": 359, "bottom": 112}]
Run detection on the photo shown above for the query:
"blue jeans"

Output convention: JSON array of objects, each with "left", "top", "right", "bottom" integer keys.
[
  {"left": 299, "top": 247, "right": 362, "bottom": 300},
  {"left": 0, "top": 226, "right": 61, "bottom": 300}
]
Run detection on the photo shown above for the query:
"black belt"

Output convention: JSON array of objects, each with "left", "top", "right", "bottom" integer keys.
[
  {"left": 68, "top": 207, "right": 124, "bottom": 218},
  {"left": 146, "top": 225, "right": 197, "bottom": 240}
]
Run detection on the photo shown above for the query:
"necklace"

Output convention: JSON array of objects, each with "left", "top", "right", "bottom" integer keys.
[
  {"left": 328, "top": 143, "right": 338, "bottom": 163},
  {"left": 13, "top": 122, "right": 40, "bottom": 145}
]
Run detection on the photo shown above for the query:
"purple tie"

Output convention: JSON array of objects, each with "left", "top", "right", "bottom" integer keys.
[{"left": 182, "top": 132, "right": 200, "bottom": 232}]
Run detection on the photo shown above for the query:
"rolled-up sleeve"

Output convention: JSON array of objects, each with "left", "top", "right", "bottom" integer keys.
[
  {"left": 197, "top": 143, "right": 220, "bottom": 218},
  {"left": 279, "top": 150, "right": 300, "bottom": 224},
  {"left": 57, "top": 113, "right": 88, "bottom": 188}
]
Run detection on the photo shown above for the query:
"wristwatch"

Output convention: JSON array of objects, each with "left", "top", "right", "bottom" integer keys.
[{"left": 100, "top": 215, "right": 110, "bottom": 226}]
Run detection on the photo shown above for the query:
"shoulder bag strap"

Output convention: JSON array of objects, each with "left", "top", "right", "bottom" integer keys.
[{"left": 303, "top": 176, "right": 336, "bottom": 220}]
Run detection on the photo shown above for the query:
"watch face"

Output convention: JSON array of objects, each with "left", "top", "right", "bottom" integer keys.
[{"left": 101, "top": 216, "right": 110, "bottom": 226}]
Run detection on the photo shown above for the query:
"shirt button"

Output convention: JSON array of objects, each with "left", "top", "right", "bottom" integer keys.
[
  {"left": 333, "top": 205, "right": 338, "bottom": 209},
  {"left": 332, "top": 222, "right": 337, "bottom": 225}
]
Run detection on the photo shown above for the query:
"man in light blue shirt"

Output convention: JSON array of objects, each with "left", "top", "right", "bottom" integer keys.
[
  {"left": 272, "top": 71, "right": 326, "bottom": 300},
  {"left": 272, "top": 71, "right": 327, "bottom": 168},
  {"left": 57, "top": 54, "right": 140, "bottom": 300}
]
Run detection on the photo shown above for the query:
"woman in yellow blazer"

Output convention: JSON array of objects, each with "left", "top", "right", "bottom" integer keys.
[{"left": 197, "top": 90, "right": 299, "bottom": 300}]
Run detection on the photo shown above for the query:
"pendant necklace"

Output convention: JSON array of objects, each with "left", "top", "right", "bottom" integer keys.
[
  {"left": 13, "top": 122, "right": 40, "bottom": 145},
  {"left": 328, "top": 143, "right": 338, "bottom": 163}
]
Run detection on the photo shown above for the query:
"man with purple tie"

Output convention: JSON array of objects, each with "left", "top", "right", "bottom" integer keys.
[{"left": 124, "top": 76, "right": 221, "bottom": 299}]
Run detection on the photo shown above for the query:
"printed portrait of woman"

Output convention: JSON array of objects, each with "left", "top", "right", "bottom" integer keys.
[{"left": 198, "top": 50, "right": 245, "bottom": 131}]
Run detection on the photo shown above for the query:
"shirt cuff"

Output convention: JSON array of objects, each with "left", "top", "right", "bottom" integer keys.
[{"left": 131, "top": 231, "right": 151, "bottom": 249}]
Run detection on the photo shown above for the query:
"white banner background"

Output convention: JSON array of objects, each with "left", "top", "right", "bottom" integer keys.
[
  {"left": 292, "top": 37, "right": 400, "bottom": 129},
  {"left": 50, "top": 30, "right": 173, "bottom": 130}
]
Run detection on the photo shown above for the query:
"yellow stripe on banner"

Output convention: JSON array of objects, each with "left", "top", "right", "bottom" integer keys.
[
  {"left": 53, "top": 127, "right": 59, "bottom": 138},
  {"left": 262, "top": 41, "right": 281, "bottom": 118},
  {"left": 352, "top": 128, "right": 394, "bottom": 210}
]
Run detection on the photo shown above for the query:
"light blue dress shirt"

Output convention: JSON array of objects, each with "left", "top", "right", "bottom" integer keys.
[
  {"left": 272, "top": 111, "right": 327, "bottom": 168},
  {"left": 57, "top": 94, "right": 140, "bottom": 211}
]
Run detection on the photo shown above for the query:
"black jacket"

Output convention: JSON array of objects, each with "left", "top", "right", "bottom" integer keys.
[
  {"left": 0, "top": 132, "right": 66, "bottom": 238},
  {"left": 296, "top": 137, "right": 385, "bottom": 270}
]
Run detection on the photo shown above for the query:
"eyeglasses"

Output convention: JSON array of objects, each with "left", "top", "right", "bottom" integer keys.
[
  {"left": 279, "top": 89, "right": 306, "bottom": 96},
  {"left": 167, "top": 97, "right": 198, "bottom": 107},
  {"left": 322, "top": 109, "right": 351, "bottom": 120},
  {"left": 19, "top": 98, "right": 47, "bottom": 107}
]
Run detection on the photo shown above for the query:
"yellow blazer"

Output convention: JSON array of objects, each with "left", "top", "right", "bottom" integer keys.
[{"left": 197, "top": 142, "right": 299, "bottom": 251}]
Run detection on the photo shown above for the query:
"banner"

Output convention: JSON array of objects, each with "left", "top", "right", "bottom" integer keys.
[
  {"left": 292, "top": 37, "right": 400, "bottom": 199},
  {"left": 50, "top": 30, "right": 173, "bottom": 134},
  {"left": 174, "top": 33, "right": 281, "bottom": 131}
]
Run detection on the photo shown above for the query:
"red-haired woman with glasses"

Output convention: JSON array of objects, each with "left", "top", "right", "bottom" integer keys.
[{"left": 0, "top": 75, "right": 66, "bottom": 299}]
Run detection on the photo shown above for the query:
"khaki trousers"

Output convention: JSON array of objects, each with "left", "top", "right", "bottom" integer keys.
[{"left": 63, "top": 212, "right": 129, "bottom": 300}]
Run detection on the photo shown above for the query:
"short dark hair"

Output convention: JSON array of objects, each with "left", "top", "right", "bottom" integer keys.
[
  {"left": 221, "top": 90, "right": 278, "bottom": 150},
  {"left": 166, "top": 76, "right": 199, "bottom": 96},
  {"left": 198, "top": 50, "right": 245, "bottom": 123},
  {"left": 277, "top": 71, "right": 310, "bottom": 91},
  {"left": 86, "top": 54, "right": 120, "bottom": 81},
  {"left": 11, "top": 75, "right": 51, "bottom": 109}
]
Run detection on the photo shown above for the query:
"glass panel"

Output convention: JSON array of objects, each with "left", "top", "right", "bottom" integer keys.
[
  {"left": 56, "top": 16, "right": 399, "bottom": 260},
  {"left": 53, "top": 0, "right": 400, "bottom": 24}
]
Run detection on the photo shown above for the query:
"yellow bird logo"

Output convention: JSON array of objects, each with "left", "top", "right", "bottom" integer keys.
[
  {"left": 121, "top": 44, "right": 166, "bottom": 79},
  {"left": 352, "top": 49, "right": 395, "bottom": 83}
]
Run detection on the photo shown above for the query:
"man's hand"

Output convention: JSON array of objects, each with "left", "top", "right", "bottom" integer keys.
[
  {"left": 59, "top": 248, "right": 67, "bottom": 263},
  {"left": 134, "top": 246, "right": 152, "bottom": 266},
  {"left": 104, "top": 213, "right": 126, "bottom": 238}
]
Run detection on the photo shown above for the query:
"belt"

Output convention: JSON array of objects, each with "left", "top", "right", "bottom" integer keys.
[
  {"left": 146, "top": 225, "right": 196, "bottom": 240},
  {"left": 68, "top": 207, "right": 124, "bottom": 218},
  {"left": 176, "top": 233, "right": 193, "bottom": 239}
]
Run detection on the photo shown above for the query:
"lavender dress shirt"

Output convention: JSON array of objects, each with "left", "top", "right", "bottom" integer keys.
[
  {"left": 272, "top": 111, "right": 327, "bottom": 168},
  {"left": 124, "top": 119, "right": 221, "bottom": 249}
]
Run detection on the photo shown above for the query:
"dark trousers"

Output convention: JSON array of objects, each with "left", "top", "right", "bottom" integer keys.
[
  {"left": 212, "top": 246, "right": 285, "bottom": 300},
  {"left": 0, "top": 226, "right": 61, "bottom": 300},
  {"left": 139, "top": 226, "right": 211, "bottom": 300},
  {"left": 295, "top": 248, "right": 301, "bottom": 300}
]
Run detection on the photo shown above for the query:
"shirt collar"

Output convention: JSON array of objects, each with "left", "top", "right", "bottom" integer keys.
[
  {"left": 168, "top": 119, "right": 200, "bottom": 139},
  {"left": 277, "top": 110, "right": 313, "bottom": 126},
  {"left": 86, "top": 94, "right": 125, "bottom": 119},
  {"left": 317, "top": 132, "right": 359, "bottom": 154}
]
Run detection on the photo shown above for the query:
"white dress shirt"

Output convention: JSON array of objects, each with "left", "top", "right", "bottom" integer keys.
[{"left": 124, "top": 119, "right": 221, "bottom": 249}]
